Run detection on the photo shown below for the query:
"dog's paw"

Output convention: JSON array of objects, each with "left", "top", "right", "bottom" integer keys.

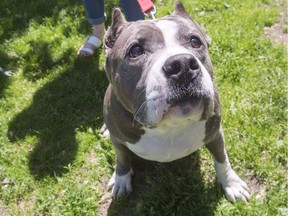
[
  {"left": 218, "top": 169, "right": 250, "bottom": 203},
  {"left": 107, "top": 168, "right": 133, "bottom": 198},
  {"left": 100, "top": 124, "right": 110, "bottom": 139}
]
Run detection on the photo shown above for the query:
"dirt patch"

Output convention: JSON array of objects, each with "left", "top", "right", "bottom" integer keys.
[
  {"left": 264, "top": 1, "right": 288, "bottom": 47},
  {"left": 248, "top": 175, "right": 266, "bottom": 200},
  {"left": 98, "top": 176, "right": 113, "bottom": 216},
  {"left": 18, "top": 199, "right": 35, "bottom": 214},
  {"left": 0, "top": 200, "right": 10, "bottom": 216}
]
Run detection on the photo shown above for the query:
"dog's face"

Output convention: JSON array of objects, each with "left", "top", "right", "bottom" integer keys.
[{"left": 104, "top": 3, "right": 215, "bottom": 128}]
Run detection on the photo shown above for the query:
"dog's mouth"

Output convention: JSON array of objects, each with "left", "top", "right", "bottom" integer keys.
[
  {"left": 134, "top": 69, "right": 214, "bottom": 128},
  {"left": 163, "top": 97, "right": 204, "bottom": 122},
  {"left": 134, "top": 92, "right": 212, "bottom": 128}
]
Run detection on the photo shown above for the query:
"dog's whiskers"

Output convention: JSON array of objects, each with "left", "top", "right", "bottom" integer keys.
[
  {"left": 137, "top": 88, "right": 147, "bottom": 99},
  {"left": 133, "top": 100, "right": 149, "bottom": 126}
]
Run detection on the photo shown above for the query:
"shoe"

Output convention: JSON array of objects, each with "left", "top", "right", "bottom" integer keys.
[{"left": 77, "top": 36, "right": 102, "bottom": 57}]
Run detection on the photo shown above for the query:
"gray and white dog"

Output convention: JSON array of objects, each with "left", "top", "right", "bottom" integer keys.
[{"left": 103, "top": 2, "right": 250, "bottom": 203}]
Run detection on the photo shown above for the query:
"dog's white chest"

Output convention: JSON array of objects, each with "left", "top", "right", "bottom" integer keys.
[{"left": 126, "top": 121, "right": 207, "bottom": 162}]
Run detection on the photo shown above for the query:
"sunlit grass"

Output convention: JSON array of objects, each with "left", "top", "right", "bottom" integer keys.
[{"left": 0, "top": 0, "right": 287, "bottom": 215}]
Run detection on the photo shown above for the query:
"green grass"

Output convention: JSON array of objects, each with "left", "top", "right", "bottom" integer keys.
[{"left": 0, "top": 0, "right": 287, "bottom": 215}]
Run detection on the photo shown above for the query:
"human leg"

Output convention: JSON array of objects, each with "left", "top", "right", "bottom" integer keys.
[
  {"left": 78, "top": 0, "right": 106, "bottom": 56},
  {"left": 120, "top": 0, "right": 144, "bottom": 21}
]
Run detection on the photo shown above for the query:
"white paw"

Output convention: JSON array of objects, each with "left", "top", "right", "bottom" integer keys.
[
  {"left": 102, "top": 129, "right": 110, "bottom": 139},
  {"left": 107, "top": 168, "right": 133, "bottom": 198},
  {"left": 100, "top": 124, "right": 110, "bottom": 139},
  {"left": 218, "top": 169, "right": 250, "bottom": 203}
]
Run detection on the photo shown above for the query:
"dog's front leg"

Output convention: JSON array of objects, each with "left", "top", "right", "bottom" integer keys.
[
  {"left": 107, "top": 138, "right": 133, "bottom": 198},
  {"left": 206, "top": 127, "right": 250, "bottom": 203}
]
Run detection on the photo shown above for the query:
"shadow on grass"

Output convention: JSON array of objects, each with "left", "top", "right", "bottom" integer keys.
[
  {"left": 0, "top": 0, "right": 86, "bottom": 98},
  {"left": 0, "top": 0, "right": 124, "bottom": 96},
  {"left": 0, "top": 73, "right": 9, "bottom": 98},
  {"left": 0, "top": 48, "right": 15, "bottom": 97},
  {"left": 0, "top": 0, "right": 123, "bottom": 42},
  {"left": 7, "top": 50, "right": 108, "bottom": 179},
  {"left": 0, "top": 0, "right": 83, "bottom": 41},
  {"left": 22, "top": 40, "right": 64, "bottom": 81},
  {"left": 106, "top": 153, "right": 222, "bottom": 216}
]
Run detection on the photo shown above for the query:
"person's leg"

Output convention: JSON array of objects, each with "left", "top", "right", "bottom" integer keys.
[
  {"left": 78, "top": 0, "right": 106, "bottom": 56},
  {"left": 120, "top": 0, "right": 144, "bottom": 21},
  {"left": 83, "top": 0, "right": 105, "bottom": 25}
]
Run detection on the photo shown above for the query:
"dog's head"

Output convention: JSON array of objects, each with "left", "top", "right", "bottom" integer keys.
[{"left": 104, "top": 2, "right": 215, "bottom": 128}]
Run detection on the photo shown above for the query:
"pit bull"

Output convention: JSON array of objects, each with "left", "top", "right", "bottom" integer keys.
[{"left": 102, "top": 2, "right": 250, "bottom": 203}]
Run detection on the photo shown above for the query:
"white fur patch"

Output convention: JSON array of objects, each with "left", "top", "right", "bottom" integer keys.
[
  {"left": 107, "top": 168, "right": 133, "bottom": 198},
  {"left": 144, "top": 20, "right": 214, "bottom": 126},
  {"left": 214, "top": 157, "right": 250, "bottom": 203},
  {"left": 126, "top": 120, "right": 207, "bottom": 162}
]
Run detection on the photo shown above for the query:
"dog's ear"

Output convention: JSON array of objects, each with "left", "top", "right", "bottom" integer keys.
[
  {"left": 173, "top": 2, "right": 190, "bottom": 18},
  {"left": 174, "top": 2, "right": 212, "bottom": 47},
  {"left": 206, "top": 36, "right": 212, "bottom": 47},
  {"left": 104, "top": 8, "right": 127, "bottom": 55}
]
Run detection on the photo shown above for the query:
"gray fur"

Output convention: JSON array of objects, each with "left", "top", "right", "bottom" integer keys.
[{"left": 103, "top": 2, "right": 249, "bottom": 202}]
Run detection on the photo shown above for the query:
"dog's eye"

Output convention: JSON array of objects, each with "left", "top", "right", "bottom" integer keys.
[
  {"left": 129, "top": 45, "right": 144, "bottom": 58},
  {"left": 190, "top": 37, "right": 202, "bottom": 48}
]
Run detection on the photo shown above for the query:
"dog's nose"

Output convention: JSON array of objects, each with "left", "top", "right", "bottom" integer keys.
[{"left": 162, "top": 54, "right": 200, "bottom": 82}]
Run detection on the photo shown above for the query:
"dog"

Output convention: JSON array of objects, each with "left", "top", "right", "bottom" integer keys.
[{"left": 102, "top": 2, "right": 250, "bottom": 203}]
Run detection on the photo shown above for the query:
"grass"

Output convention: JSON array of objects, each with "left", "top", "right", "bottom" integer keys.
[{"left": 0, "top": 0, "right": 287, "bottom": 215}]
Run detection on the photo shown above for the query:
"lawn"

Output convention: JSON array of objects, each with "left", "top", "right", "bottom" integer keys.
[{"left": 0, "top": 0, "right": 287, "bottom": 215}]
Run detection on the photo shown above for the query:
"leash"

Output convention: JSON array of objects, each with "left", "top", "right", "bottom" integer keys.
[{"left": 137, "top": 0, "right": 156, "bottom": 19}]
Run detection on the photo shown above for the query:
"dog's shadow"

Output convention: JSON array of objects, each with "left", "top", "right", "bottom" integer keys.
[
  {"left": 103, "top": 151, "right": 223, "bottom": 216},
  {"left": 7, "top": 53, "right": 108, "bottom": 179}
]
